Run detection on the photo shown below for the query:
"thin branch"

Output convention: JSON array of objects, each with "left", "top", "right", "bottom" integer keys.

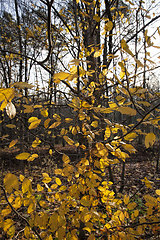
[{"left": 39, "top": 0, "right": 54, "bottom": 64}]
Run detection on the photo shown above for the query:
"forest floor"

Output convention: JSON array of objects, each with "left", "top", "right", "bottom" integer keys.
[
  {"left": 0, "top": 144, "right": 160, "bottom": 196},
  {"left": 0, "top": 144, "right": 160, "bottom": 239}
]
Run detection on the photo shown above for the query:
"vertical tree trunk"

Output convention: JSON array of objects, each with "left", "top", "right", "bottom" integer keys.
[{"left": 14, "top": 0, "right": 23, "bottom": 82}]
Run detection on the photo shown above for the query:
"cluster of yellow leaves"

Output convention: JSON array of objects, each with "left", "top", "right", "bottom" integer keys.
[{"left": 1, "top": 158, "right": 160, "bottom": 240}]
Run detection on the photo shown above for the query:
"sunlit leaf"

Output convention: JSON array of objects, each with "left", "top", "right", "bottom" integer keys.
[
  {"left": 4, "top": 173, "right": 19, "bottom": 193},
  {"left": 37, "top": 184, "right": 44, "bottom": 192},
  {"left": 16, "top": 152, "right": 30, "bottom": 160},
  {"left": 104, "top": 21, "right": 113, "bottom": 32},
  {"left": 156, "top": 189, "right": 160, "bottom": 195},
  {"left": 55, "top": 177, "right": 62, "bottom": 185},
  {"left": 44, "top": 118, "right": 51, "bottom": 128},
  {"left": 27, "top": 154, "right": 38, "bottom": 162},
  {"left": 145, "top": 132, "right": 156, "bottom": 148},
  {"left": 94, "top": 50, "right": 102, "bottom": 58},
  {"left": 29, "top": 119, "right": 41, "bottom": 130},
  {"left": 9, "top": 139, "right": 18, "bottom": 148},
  {"left": 40, "top": 108, "right": 48, "bottom": 117},
  {"left": 3, "top": 219, "right": 14, "bottom": 232},
  {"left": 32, "top": 138, "right": 41, "bottom": 148},
  {"left": 22, "top": 178, "right": 32, "bottom": 194},
  {"left": 63, "top": 136, "right": 74, "bottom": 145},
  {"left": 91, "top": 121, "right": 98, "bottom": 128},
  {"left": 42, "top": 173, "right": 52, "bottom": 183},
  {"left": 49, "top": 121, "right": 61, "bottom": 129},
  {"left": 54, "top": 72, "right": 70, "bottom": 83}
]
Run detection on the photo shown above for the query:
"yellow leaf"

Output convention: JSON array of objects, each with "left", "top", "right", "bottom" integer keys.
[
  {"left": 60, "top": 128, "right": 67, "bottom": 136},
  {"left": 54, "top": 72, "right": 70, "bottom": 83},
  {"left": 55, "top": 177, "right": 62, "bottom": 185},
  {"left": 62, "top": 154, "right": 70, "bottom": 164},
  {"left": 55, "top": 169, "right": 63, "bottom": 175},
  {"left": 142, "top": 177, "right": 152, "bottom": 189},
  {"left": 119, "top": 212, "right": 124, "bottom": 222},
  {"left": 156, "top": 189, "right": 160, "bottom": 195},
  {"left": 65, "top": 118, "right": 73, "bottom": 123},
  {"left": 28, "top": 202, "right": 35, "bottom": 214},
  {"left": 1, "top": 207, "right": 12, "bottom": 217},
  {"left": 122, "top": 144, "right": 136, "bottom": 153},
  {"left": 59, "top": 185, "right": 67, "bottom": 191},
  {"left": 104, "top": 21, "right": 113, "bottom": 32},
  {"left": 63, "top": 136, "right": 74, "bottom": 145},
  {"left": 6, "top": 124, "right": 16, "bottom": 128},
  {"left": 37, "top": 184, "right": 44, "bottom": 192},
  {"left": 45, "top": 235, "right": 53, "bottom": 240},
  {"left": 28, "top": 116, "right": 39, "bottom": 123},
  {"left": 4, "top": 173, "right": 19, "bottom": 193},
  {"left": 13, "top": 196, "right": 22, "bottom": 209},
  {"left": 32, "top": 138, "right": 41, "bottom": 148},
  {"left": 24, "top": 226, "right": 30, "bottom": 238},
  {"left": 94, "top": 50, "right": 102, "bottom": 58},
  {"left": 9, "top": 139, "right": 18, "bottom": 148},
  {"left": 124, "top": 132, "right": 137, "bottom": 141},
  {"left": 80, "top": 195, "right": 91, "bottom": 207},
  {"left": 121, "top": 39, "right": 134, "bottom": 57},
  {"left": 42, "top": 173, "right": 52, "bottom": 183},
  {"left": 51, "top": 184, "right": 58, "bottom": 189},
  {"left": 118, "top": 61, "right": 128, "bottom": 79},
  {"left": 127, "top": 202, "right": 137, "bottom": 210},
  {"left": 145, "top": 133, "right": 156, "bottom": 148},
  {"left": 16, "top": 152, "right": 30, "bottom": 160},
  {"left": 104, "top": 126, "right": 111, "bottom": 140},
  {"left": 49, "top": 149, "right": 53, "bottom": 155},
  {"left": 23, "top": 105, "right": 34, "bottom": 113},
  {"left": 84, "top": 213, "right": 91, "bottom": 222},
  {"left": 91, "top": 121, "right": 98, "bottom": 128},
  {"left": 53, "top": 113, "right": 61, "bottom": 121},
  {"left": 27, "top": 154, "right": 38, "bottom": 162},
  {"left": 40, "top": 108, "right": 48, "bottom": 117},
  {"left": 19, "top": 174, "right": 25, "bottom": 182},
  {"left": 57, "top": 226, "right": 66, "bottom": 240},
  {"left": 29, "top": 119, "right": 41, "bottom": 130},
  {"left": 124, "top": 195, "right": 130, "bottom": 205},
  {"left": 22, "top": 178, "right": 32, "bottom": 194},
  {"left": 117, "top": 107, "right": 137, "bottom": 116},
  {"left": 3, "top": 219, "right": 14, "bottom": 232},
  {"left": 49, "top": 213, "right": 59, "bottom": 232},
  {"left": 44, "top": 118, "right": 51, "bottom": 128},
  {"left": 134, "top": 209, "right": 139, "bottom": 217},
  {"left": 49, "top": 121, "right": 61, "bottom": 129},
  {"left": 72, "top": 126, "right": 78, "bottom": 135},
  {"left": 93, "top": 14, "right": 100, "bottom": 22}
]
